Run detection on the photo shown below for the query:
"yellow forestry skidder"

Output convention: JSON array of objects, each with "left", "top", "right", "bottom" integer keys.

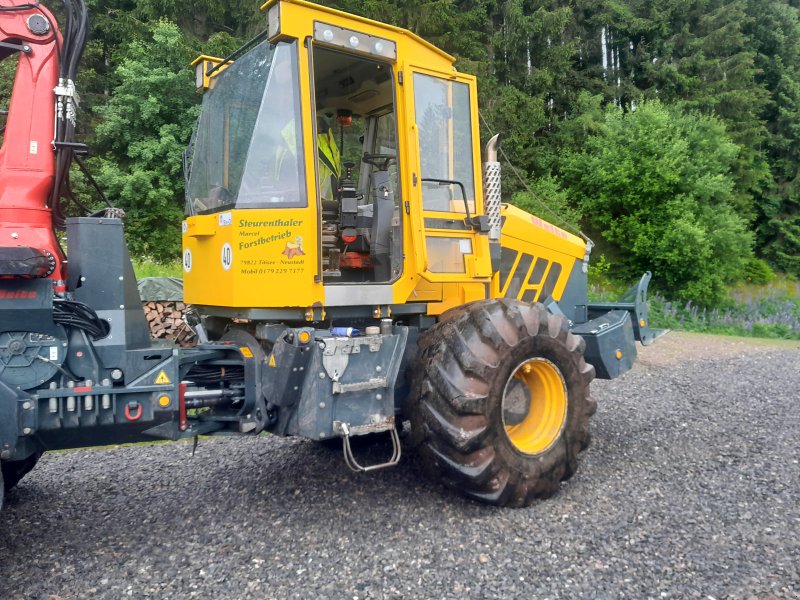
[{"left": 0, "top": 0, "right": 660, "bottom": 511}]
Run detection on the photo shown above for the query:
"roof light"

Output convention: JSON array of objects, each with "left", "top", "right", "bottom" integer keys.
[
  {"left": 313, "top": 21, "right": 397, "bottom": 62},
  {"left": 190, "top": 55, "right": 228, "bottom": 92},
  {"left": 267, "top": 3, "right": 281, "bottom": 40}
]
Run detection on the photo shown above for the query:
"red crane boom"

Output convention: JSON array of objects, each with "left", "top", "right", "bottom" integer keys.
[{"left": 0, "top": 0, "right": 65, "bottom": 281}]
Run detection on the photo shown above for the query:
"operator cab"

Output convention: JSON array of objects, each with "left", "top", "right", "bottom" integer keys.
[
  {"left": 183, "top": 0, "right": 491, "bottom": 313},
  {"left": 185, "top": 40, "right": 403, "bottom": 286}
]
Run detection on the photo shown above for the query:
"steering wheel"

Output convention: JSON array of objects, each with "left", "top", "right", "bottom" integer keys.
[{"left": 361, "top": 153, "right": 396, "bottom": 171}]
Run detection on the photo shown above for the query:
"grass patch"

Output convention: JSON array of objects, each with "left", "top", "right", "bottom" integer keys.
[{"left": 132, "top": 257, "right": 182, "bottom": 279}]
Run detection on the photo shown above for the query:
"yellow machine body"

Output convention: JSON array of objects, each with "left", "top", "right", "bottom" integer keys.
[{"left": 182, "top": 0, "right": 587, "bottom": 318}]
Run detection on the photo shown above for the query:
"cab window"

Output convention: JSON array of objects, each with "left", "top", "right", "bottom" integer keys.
[{"left": 413, "top": 73, "right": 475, "bottom": 214}]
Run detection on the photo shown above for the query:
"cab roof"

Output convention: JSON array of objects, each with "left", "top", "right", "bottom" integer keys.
[{"left": 261, "top": 0, "right": 457, "bottom": 71}]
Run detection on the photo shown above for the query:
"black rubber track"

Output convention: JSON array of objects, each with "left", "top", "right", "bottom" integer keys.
[{"left": 407, "top": 299, "right": 596, "bottom": 507}]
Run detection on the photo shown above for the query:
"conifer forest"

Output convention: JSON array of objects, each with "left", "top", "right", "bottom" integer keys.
[{"left": 2, "top": 0, "right": 800, "bottom": 308}]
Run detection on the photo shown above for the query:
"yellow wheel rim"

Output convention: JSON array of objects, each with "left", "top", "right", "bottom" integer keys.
[{"left": 502, "top": 358, "right": 568, "bottom": 455}]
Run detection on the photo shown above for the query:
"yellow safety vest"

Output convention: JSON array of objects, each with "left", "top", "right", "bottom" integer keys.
[
  {"left": 274, "top": 120, "right": 298, "bottom": 182},
  {"left": 273, "top": 123, "right": 340, "bottom": 200},
  {"left": 317, "top": 128, "right": 341, "bottom": 201}
]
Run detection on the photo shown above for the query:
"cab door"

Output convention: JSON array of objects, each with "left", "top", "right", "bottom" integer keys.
[{"left": 406, "top": 66, "right": 492, "bottom": 282}]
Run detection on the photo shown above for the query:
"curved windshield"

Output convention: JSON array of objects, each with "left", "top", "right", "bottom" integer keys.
[{"left": 186, "top": 41, "right": 306, "bottom": 214}]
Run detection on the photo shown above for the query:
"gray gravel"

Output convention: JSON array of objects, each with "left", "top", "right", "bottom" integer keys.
[{"left": 1, "top": 339, "right": 799, "bottom": 599}]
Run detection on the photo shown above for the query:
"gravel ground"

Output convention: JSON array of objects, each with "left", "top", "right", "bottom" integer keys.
[{"left": 1, "top": 333, "right": 799, "bottom": 599}]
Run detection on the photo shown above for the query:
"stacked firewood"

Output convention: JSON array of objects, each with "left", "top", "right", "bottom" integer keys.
[{"left": 142, "top": 301, "right": 196, "bottom": 346}]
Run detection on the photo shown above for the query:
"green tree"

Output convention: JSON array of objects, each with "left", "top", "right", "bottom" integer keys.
[
  {"left": 0, "top": 59, "right": 14, "bottom": 146},
  {"left": 629, "top": 1, "right": 771, "bottom": 225},
  {"left": 91, "top": 20, "right": 199, "bottom": 260},
  {"left": 563, "top": 101, "right": 753, "bottom": 304},
  {"left": 744, "top": 0, "right": 800, "bottom": 275}
]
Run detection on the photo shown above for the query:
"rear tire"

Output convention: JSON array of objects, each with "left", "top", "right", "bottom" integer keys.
[
  {"left": 408, "top": 299, "right": 596, "bottom": 507},
  {"left": 1, "top": 452, "right": 41, "bottom": 492}
]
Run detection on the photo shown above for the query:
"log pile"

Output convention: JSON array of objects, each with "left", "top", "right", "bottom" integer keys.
[{"left": 142, "top": 301, "right": 196, "bottom": 346}]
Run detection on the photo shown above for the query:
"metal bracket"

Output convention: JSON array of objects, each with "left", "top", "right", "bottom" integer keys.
[
  {"left": 322, "top": 335, "right": 384, "bottom": 382},
  {"left": 587, "top": 271, "right": 668, "bottom": 346},
  {"left": 54, "top": 79, "right": 80, "bottom": 127},
  {"left": 0, "top": 41, "right": 31, "bottom": 54},
  {"left": 332, "top": 419, "right": 401, "bottom": 472},
  {"left": 331, "top": 377, "right": 387, "bottom": 394}
]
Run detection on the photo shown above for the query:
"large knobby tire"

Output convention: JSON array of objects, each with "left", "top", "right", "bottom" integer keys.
[
  {"left": 408, "top": 299, "right": 596, "bottom": 507},
  {"left": 1, "top": 452, "right": 41, "bottom": 493}
]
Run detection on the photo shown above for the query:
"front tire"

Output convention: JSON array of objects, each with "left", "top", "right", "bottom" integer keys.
[{"left": 408, "top": 299, "right": 596, "bottom": 507}]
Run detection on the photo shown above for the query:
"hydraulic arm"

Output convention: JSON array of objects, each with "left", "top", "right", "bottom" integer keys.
[
  {"left": 0, "top": 0, "right": 89, "bottom": 281},
  {"left": 0, "top": 0, "right": 65, "bottom": 279}
]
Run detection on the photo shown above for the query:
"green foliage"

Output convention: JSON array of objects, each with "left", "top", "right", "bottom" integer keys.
[
  {"left": 510, "top": 175, "right": 582, "bottom": 233},
  {"left": 132, "top": 257, "right": 182, "bottom": 279},
  {"left": 90, "top": 21, "right": 199, "bottom": 261},
  {"left": 587, "top": 254, "right": 611, "bottom": 280},
  {"left": 742, "top": 258, "right": 776, "bottom": 285},
  {"left": 740, "top": 1, "right": 800, "bottom": 278},
  {"left": 0, "top": 59, "right": 14, "bottom": 110},
  {"left": 0, "top": 59, "right": 13, "bottom": 146},
  {"left": 563, "top": 101, "right": 753, "bottom": 305}
]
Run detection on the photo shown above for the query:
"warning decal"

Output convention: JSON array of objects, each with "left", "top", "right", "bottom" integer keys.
[
  {"left": 268, "top": 354, "right": 277, "bottom": 367},
  {"left": 154, "top": 371, "right": 171, "bottom": 385}
]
